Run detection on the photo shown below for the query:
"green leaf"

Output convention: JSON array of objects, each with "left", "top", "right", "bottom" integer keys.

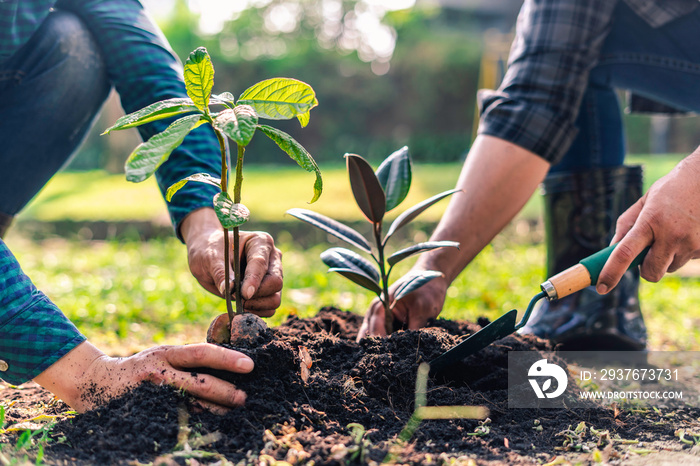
[
  {"left": 346, "top": 154, "right": 386, "bottom": 224},
  {"left": 296, "top": 110, "right": 311, "bottom": 128},
  {"left": 184, "top": 47, "right": 214, "bottom": 113},
  {"left": 238, "top": 78, "right": 318, "bottom": 123},
  {"left": 387, "top": 241, "right": 459, "bottom": 267},
  {"left": 384, "top": 189, "right": 461, "bottom": 246},
  {"left": 328, "top": 268, "right": 383, "bottom": 296},
  {"left": 102, "top": 98, "right": 199, "bottom": 134},
  {"left": 213, "top": 192, "right": 250, "bottom": 229},
  {"left": 166, "top": 173, "right": 222, "bottom": 202},
  {"left": 286, "top": 208, "right": 372, "bottom": 253},
  {"left": 321, "top": 247, "right": 380, "bottom": 284},
  {"left": 258, "top": 125, "right": 322, "bottom": 203},
  {"left": 213, "top": 105, "right": 258, "bottom": 147},
  {"left": 376, "top": 146, "right": 411, "bottom": 212},
  {"left": 125, "top": 114, "right": 206, "bottom": 183},
  {"left": 392, "top": 271, "right": 444, "bottom": 304},
  {"left": 212, "top": 92, "right": 235, "bottom": 108}
]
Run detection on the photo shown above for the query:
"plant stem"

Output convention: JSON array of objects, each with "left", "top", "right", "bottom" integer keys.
[
  {"left": 233, "top": 144, "right": 245, "bottom": 315},
  {"left": 215, "top": 130, "right": 234, "bottom": 324},
  {"left": 373, "top": 222, "right": 392, "bottom": 334}
]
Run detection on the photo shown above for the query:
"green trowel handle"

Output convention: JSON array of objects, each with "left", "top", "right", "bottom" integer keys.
[
  {"left": 580, "top": 243, "right": 649, "bottom": 284},
  {"left": 541, "top": 243, "right": 649, "bottom": 300}
]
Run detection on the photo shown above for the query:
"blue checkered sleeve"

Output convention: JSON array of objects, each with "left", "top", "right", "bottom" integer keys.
[
  {"left": 55, "top": 0, "right": 220, "bottom": 239},
  {"left": 0, "top": 239, "right": 86, "bottom": 385}
]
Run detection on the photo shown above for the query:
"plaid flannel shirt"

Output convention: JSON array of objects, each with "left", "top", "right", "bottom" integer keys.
[
  {"left": 477, "top": 0, "right": 699, "bottom": 164},
  {"left": 0, "top": 239, "right": 86, "bottom": 384},
  {"left": 0, "top": 0, "right": 222, "bottom": 384}
]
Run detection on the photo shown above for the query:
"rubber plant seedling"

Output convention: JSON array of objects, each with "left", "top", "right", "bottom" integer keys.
[
  {"left": 104, "top": 47, "right": 321, "bottom": 344},
  {"left": 287, "top": 147, "right": 459, "bottom": 333}
]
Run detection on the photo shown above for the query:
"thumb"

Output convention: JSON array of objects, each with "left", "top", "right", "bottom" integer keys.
[
  {"left": 357, "top": 300, "right": 388, "bottom": 341},
  {"left": 213, "top": 263, "right": 234, "bottom": 299}
]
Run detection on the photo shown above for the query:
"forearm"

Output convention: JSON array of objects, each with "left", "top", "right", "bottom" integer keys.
[
  {"left": 33, "top": 341, "right": 107, "bottom": 411},
  {"left": 0, "top": 239, "right": 86, "bottom": 385},
  {"left": 180, "top": 207, "right": 220, "bottom": 244},
  {"left": 415, "top": 135, "right": 550, "bottom": 283}
]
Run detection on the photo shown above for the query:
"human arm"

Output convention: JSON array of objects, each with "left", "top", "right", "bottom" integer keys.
[
  {"left": 358, "top": 135, "right": 550, "bottom": 338},
  {"left": 0, "top": 238, "right": 254, "bottom": 413},
  {"left": 33, "top": 340, "right": 254, "bottom": 413},
  {"left": 358, "top": 1, "right": 621, "bottom": 338},
  {"left": 597, "top": 147, "right": 700, "bottom": 293}
]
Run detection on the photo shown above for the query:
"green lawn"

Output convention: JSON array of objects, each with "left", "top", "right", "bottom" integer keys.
[
  {"left": 4, "top": 233, "right": 699, "bottom": 356},
  {"left": 16, "top": 163, "right": 464, "bottom": 225},
  {"left": 7, "top": 153, "right": 699, "bottom": 354},
  {"left": 16, "top": 154, "right": 684, "bottom": 226}
]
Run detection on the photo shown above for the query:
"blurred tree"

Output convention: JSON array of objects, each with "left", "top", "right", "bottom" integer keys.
[
  {"left": 68, "top": 0, "right": 700, "bottom": 172},
  {"left": 67, "top": 0, "right": 488, "bottom": 170}
]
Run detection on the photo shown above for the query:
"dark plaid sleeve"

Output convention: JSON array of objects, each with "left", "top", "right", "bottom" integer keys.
[
  {"left": 57, "top": 0, "right": 220, "bottom": 240},
  {"left": 0, "top": 239, "right": 86, "bottom": 385},
  {"left": 477, "top": 0, "right": 619, "bottom": 164}
]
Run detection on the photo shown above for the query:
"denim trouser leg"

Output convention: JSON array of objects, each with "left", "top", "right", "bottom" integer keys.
[
  {"left": 0, "top": 10, "right": 111, "bottom": 221},
  {"left": 551, "top": 2, "right": 700, "bottom": 174}
]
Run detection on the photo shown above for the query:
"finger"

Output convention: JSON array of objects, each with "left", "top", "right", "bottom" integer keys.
[
  {"left": 368, "top": 305, "right": 389, "bottom": 336},
  {"left": 252, "top": 249, "right": 284, "bottom": 299},
  {"left": 190, "top": 400, "right": 231, "bottom": 415},
  {"left": 667, "top": 252, "right": 690, "bottom": 274},
  {"left": 611, "top": 199, "right": 644, "bottom": 245},
  {"left": 189, "top": 254, "right": 224, "bottom": 298},
  {"left": 357, "top": 301, "right": 388, "bottom": 341},
  {"left": 199, "top": 279, "right": 221, "bottom": 297},
  {"left": 406, "top": 301, "right": 434, "bottom": 330},
  {"left": 164, "top": 343, "right": 254, "bottom": 374},
  {"left": 597, "top": 225, "right": 652, "bottom": 294},
  {"left": 640, "top": 243, "right": 674, "bottom": 282},
  {"left": 214, "top": 264, "right": 234, "bottom": 300},
  {"left": 243, "top": 293, "right": 282, "bottom": 316},
  {"left": 239, "top": 237, "right": 276, "bottom": 300},
  {"left": 157, "top": 370, "right": 247, "bottom": 408}
]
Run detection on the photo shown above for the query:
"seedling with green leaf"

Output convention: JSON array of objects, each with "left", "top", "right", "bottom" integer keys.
[
  {"left": 104, "top": 47, "right": 321, "bottom": 343},
  {"left": 287, "top": 147, "right": 459, "bottom": 334}
]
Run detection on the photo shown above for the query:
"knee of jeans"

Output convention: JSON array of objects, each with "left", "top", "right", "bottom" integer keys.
[{"left": 38, "top": 10, "right": 108, "bottom": 86}]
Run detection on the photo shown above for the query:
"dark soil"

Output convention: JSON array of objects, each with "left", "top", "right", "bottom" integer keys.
[{"left": 4, "top": 308, "right": 700, "bottom": 465}]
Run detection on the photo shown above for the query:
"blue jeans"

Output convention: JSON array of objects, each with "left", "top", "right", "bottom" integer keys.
[
  {"left": 0, "top": 10, "right": 111, "bottom": 222},
  {"left": 551, "top": 1, "right": 700, "bottom": 173}
]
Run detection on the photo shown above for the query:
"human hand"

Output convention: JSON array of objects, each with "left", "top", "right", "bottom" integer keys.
[
  {"left": 180, "top": 208, "right": 283, "bottom": 316},
  {"left": 597, "top": 152, "right": 700, "bottom": 294},
  {"left": 357, "top": 274, "right": 448, "bottom": 341},
  {"left": 34, "top": 341, "right": 254, "bottom": 413}
]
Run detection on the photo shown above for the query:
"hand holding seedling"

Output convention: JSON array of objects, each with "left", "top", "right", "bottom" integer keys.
[
  {"left": 105, "top": 47, "right": 320, "bottom": 342},
  {"left": 289, "top": 147, "right": 459, "bottom": 338},
  {"left": 34, "top": 340, "right": 254, "bottom": 414},
  {"left": 180, "top": 208, "right": 282, "bottom": 315},
  {"left": 358, "top": 270, "right": 449, "bottom": 338}
]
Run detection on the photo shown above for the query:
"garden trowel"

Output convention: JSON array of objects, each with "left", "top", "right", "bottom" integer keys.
[{"left": 429, "top": 243, "right": 648, "bottom": 374}]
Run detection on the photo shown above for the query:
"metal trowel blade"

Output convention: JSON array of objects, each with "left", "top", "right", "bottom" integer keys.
[{"left": 429, "top": 309, "right": 519, "bottom": 375}]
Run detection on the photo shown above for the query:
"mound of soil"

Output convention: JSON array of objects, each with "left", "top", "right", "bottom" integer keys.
[{"left": 42, "top": 308, "right": 698, "bottom": 465}]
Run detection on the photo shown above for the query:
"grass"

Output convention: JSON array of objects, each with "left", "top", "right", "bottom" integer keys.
[
  {"left": 16, "top": 164, "right": 464, "bottom": 225},
  {"left": 16, "top": 154, "right": 684, "bottom": 226},
  {"left": 4, "top": 228, "right": 700, "bottom": 355}
]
